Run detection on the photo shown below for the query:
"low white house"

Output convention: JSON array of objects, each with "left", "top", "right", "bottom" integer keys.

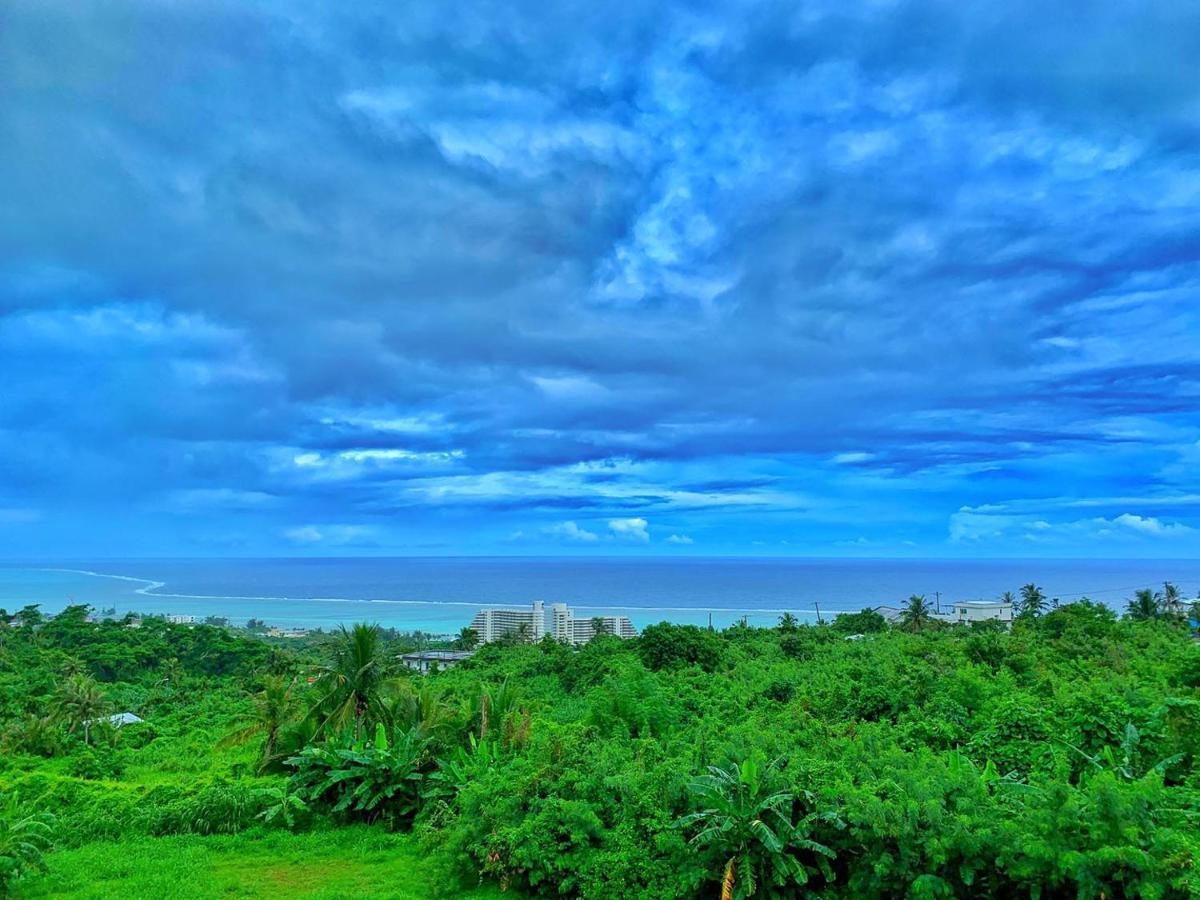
[
  {"left": 945, "top": 600, "right": 1013, "bottom": 625},
  {"left": 400, "top": 650, "right": 474, "bottom": 674}
]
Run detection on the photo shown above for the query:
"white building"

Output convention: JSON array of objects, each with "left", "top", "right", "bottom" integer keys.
[
  {"left": 944, "top": 600, "right": 1013, "bottom": 625},
  {"left": 400, "top": 650, "right": 475, "bottom": 674},
  {"left": 468, "top": 601, "right": 637, "bottom": 645},
  {"left": 469, "top": 600, "right": 546, "bottom": 643},
  {"left": 550, "top": 603, "right": 637, "bottom": 644}
]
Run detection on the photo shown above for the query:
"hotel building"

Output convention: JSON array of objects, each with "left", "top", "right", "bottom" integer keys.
[{"left": 469, "top": 600, "right": 637, "bottom": 645}]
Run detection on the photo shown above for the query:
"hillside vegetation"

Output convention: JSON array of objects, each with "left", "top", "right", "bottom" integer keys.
[{"left": 1, "top": 592, "right": 1198, "bottom": 898}]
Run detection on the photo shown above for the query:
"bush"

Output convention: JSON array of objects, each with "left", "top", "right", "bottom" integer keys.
[
  {"left": 637, "top": 624, "right": 723, "bottom": 672},
  {"left": 0, "top": 791, "right": 53, "bottom": 897},
  {"left": 64, "top": 747, "right": 124, "bottom": 781}
]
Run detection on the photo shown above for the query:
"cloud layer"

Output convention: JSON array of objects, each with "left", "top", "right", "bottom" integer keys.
[{"left": 2, "top": 0, "right": 1199, "bottom": 556}]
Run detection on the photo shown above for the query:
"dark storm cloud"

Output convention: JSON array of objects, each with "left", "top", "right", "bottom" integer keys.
[{"left": 2, "top": 0, "right": 1199, "bottom": 555}]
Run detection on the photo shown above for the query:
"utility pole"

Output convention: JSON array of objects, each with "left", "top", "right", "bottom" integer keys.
[
  {"left": 934, "top": 591, "right": 941, "bottom": 615},
  {"left": 814, "top": 600, "right": 823, "bottom": 625},
  {"left": 708, "top": 612, "right": 713, "bottom": 631}
]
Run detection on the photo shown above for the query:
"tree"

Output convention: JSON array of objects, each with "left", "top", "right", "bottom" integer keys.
[
  {"left": 52, "top": 674, "right": 107, "bottom": 743},
  {"left": 830, "top": 608, "right": 886, "bottom": 634},
  {"left": 589, "top": 617, "right": 610, "bottom": 640},
  {"left": 219, "top": 675, "right": 298, "bottom": 773},
  {"left": 384, "top": 682, "right": 455, "bottom": 742},
  {"left": 454, "top": 627, "right": 480, "bottom": 651},
  {"left": 1161, "top": 583, "right": 1183, "bottom": 621},
  {"left": 14, "top": 605, "right": 43, "bottom": 630},
  {"left": 1017, "top": 584, "right": 1047, "bottom": 619},
  {"left": 1001, "top": 591, "right": 1016, "bottom": 606},
  {"left": 310, "top": 623, "right": 390, "bottom": 740},
  {"left": 0, "top": 792, "right": 53, "bottom": 896},
  {"left": 638, "top": 623, "right": 723, "bottom": 672},
  {"left": 777, "top": 613, "right": 799, "bottom": 632},
  {"left": 676, "top": 756, "right": 837, "bottom": 899},
  {"left": 1125, "top": 589, "right": 1160, "bottom": 622},
  {"left": 899, "top": 595, "right": 933, "bottom": 633}
]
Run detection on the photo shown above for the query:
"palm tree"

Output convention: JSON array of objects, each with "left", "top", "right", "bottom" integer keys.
[
  {"left": 1125, "top": 589, "right": 1160, "bottom": 621},
  {"left": 675, "top": 756, "right": 836, "bottom": 899},
  {"left": 777, "top": 613, "right": 799, "bottom": 632},
  {"left": 589, "top": 617, "right": 610, "bottom": 640},
  {"left": 1017, "top": 584, "right": 1047, "bottom": 618},
  {"left": 454, "top": 627, "right": 480, "bottom": 651},
  {"left": 384, "top": 682, "right": 455, "bottom": 741},
  {"left": 1000, "top": 591, "right": 1016, "bottom": 606},
  {"left": 218, "top": 675, "right": 298, "bottom": 772},
  {"left": 473, "top": 679, "right": 529, "bottom": 746},
  {"left": 310, "top": 623, "right": 390, "bottom": 740},
  {"left": 898, "top": 595, "right": 933, "bottom": 633},
  {"left": 52, "top": 673, "right": 107, "bottom": 743},
  {"left": 1161, "top": 583, "right": 1183, "bottom": 621}
]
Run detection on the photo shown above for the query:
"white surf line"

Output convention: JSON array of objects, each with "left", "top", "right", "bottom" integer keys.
[
  {"left": 33, "top": 567, "right": 482, "bottom": 607},
  {"left": 34, "top": 568, "right": 829, "bottom": 614},
  {"left": 39, "top": 567, "right": 166, "bottom": 594}
]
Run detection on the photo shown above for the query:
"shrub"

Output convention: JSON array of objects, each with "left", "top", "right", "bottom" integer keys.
[
  {"left": 287, "top": 724, "right": 430, "bottom": 828},
  {"left": 0, "top": 792, "right": 53, "bottom": 897},
  {"left": 64, "top": 747, "right": 124, "bottom": 781},
  {"left": 637, "top": 624, "right": 723, "bottom": 672}
]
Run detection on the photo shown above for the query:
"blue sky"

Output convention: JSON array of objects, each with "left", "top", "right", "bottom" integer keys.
[{"left": 2, "top": 0, "right": 1199, "bottom": 558}]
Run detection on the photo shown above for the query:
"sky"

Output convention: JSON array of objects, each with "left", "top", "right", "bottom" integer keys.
[{"left": 1, "top": 0, "right": 1199, "bottom": 559}]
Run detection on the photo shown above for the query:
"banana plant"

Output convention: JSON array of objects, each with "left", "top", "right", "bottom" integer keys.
[{"left": 675, "top": 755, "right": 839, "bottom": 899}]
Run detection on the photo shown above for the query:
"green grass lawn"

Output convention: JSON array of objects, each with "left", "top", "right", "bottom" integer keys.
[{"left": 15, "top": 827, "right": 506, "bottom": 899}]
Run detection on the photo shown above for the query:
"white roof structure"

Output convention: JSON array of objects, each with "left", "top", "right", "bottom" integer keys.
[{"left": 86, "top": 712, "right": 145, "bottom": 728}]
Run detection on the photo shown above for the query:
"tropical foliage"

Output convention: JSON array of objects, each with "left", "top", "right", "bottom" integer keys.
[{"left": 1, "top": 591, "right": 1199, "bottom": 897}]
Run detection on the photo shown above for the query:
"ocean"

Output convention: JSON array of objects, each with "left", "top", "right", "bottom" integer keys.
[{"left": 1, "top": 557, "right": 1197, "bottom": 634}]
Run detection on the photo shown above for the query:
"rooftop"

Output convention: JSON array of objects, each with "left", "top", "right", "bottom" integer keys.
[{"left": 399, "top": 650, "right": 475, "bottom": 662}]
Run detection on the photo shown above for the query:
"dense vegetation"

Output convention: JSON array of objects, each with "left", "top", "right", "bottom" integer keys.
[{"left": 1, "top": 588, "right": 1198, "bottom": 898}]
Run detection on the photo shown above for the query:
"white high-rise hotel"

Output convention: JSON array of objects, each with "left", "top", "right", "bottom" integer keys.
[{"left": 468, "top": 601, "right": 636, "bottom": 645}]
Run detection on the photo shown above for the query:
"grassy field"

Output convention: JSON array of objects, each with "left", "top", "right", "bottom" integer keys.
[{"left": 15, "top": 827, "right": 505, "bottom": 899}]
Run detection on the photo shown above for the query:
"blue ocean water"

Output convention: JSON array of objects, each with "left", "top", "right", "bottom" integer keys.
[{"left": 1, "top": 558, "right": 1197, "bottom": 634}]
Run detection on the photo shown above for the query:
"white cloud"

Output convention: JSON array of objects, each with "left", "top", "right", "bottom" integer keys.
[
  {"left": 282, "top": 524, "right": 376, "bottom": 545},
  {"left": 667, "top": 533, "right": 694, "bottom": 544},
  {"left": 608, "top": 517, "right": 650, "bottom": 542},
  {"left": 337, "top": 449, "right": 464, "bottom": 464},
  {"left": 950, "top": 505, "right": 1195, "bottom": 544},
  {"left": 284, "top": 525, "right": 324, "bottom": 544},
  {"left": 162, "top": 489, "right": 277, "bottom": 512},
  {"left": 833, "top": 452, "right": 874, "bottom": 465},
  {"left": 544, "top": 521, "right": 599, "bottom": 542},
  {"left": 1111, "top": 513, "right": 1193, "bottom": 536}
]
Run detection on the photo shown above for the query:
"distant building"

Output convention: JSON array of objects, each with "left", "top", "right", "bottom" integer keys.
[
  {"left": 266, "top": 627, "right": 309, "bottom": 638},
  {"left": 873, "top": 601, "right": 1013, "bottom": 627},
  {"left": 86, "top": 712, "right": 144, "bottom": 729},
  {"left": 400, "top": 649, "right": 475, "bottom": 674},
  {"left": 470, "top": 601, "right": 546, "bottom": 643},
  {"left": 550, "top": 603, "right": 637, "bottom": 644},
  {"left": 468, "top": 600, "right": 638, "bottom": 645},
  {"left": 873, "top": 606, "right": 905, "bottom": 625},
  {"left": 945, "top": 601, "right": 1013, "bottom": 625}
]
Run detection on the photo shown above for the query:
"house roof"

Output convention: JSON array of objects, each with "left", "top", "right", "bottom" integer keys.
[
  {"left": 400, "top": 650, "right": 474, "bottom": 661},
  {"left": 85, "top": 711, "right": 144, "bottom": 728}
]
